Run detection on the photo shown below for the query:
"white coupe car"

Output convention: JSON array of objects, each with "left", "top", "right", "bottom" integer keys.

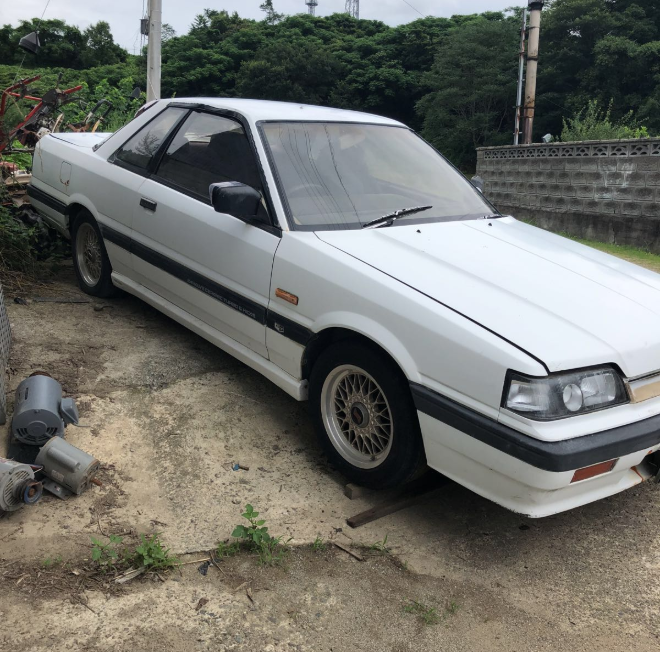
[{"left": 28, "top": 98, "right": 660, "bottom": 517}]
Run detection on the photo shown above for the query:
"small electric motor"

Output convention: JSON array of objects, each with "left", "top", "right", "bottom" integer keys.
[
  {"left": 35, "top": 437, "right": 100, "bottom": 498},
  {"left": 12, "top": 374, "right": 79, "bottom": 445},
  {"left": 0, "top": 458, "right": 43, "bottom": 513}
]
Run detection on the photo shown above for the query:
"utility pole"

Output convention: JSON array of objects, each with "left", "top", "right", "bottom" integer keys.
[
  {"left": 306, "top": 0, "right": 318, "bottom": 15},
  {"left": 146, "top": 0, "right": 162, "bottom": 103},
  {"left": 513, "top": 7, "right": 528, "bottom": 145},
  {"left": 522, "top": 1, "right": 544, "bottom": 144}
]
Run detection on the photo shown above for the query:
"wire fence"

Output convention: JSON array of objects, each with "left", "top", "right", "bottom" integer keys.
[{"left": 0, "top": 282, "right": 12, "bottom": 424}]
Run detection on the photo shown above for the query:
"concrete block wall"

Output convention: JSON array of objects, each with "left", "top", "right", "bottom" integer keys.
[{"left": 476, "top": 138, "right": 660, "bottom": 252}]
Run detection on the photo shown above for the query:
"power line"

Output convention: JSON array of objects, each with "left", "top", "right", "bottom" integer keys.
[
  {"left": 12, "top": 0, "right": 54, "bottom": 84},
  {"left": 400, "top": 0, "right": 426, "bottom": 18}
]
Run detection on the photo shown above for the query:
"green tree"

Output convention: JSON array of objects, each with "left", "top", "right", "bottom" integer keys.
[
  {"left": 81, "top": 21, "right": 126, "bottom": 68},
  {"left": 536, "top": 0, "right": 660, "bottom": 137},
  {"left": 236, "top": 38, "right": 342, "bottom": 104},
  {"left": 417, "top": 15, "right": 519, "bottom": 170},
  {"left": 162, "top": 23, "right": 176, "bottom": 43},
  {"left": 260, "top": 0, "right": 284, "bottom": 25}
]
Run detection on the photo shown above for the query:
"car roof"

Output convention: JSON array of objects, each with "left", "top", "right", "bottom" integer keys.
[{"left": 163, "top": 97, "right": 405, "bottom": 126}]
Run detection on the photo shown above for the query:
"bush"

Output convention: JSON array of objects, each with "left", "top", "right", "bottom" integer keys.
[
  {"left": 2, "top": 142, "right": 33, "bottom": 171},
  {"left": 0, "top": 66, "right": 144, "bottom": 137},
  {"left": 561, "top": 100, "right": 649, "bottom": 142},
  {"left": 0, "top": 186, "right": 68, "bottom": 277},
  {"left": 0, "top": 203, "right": 38, "bottom": 273}
]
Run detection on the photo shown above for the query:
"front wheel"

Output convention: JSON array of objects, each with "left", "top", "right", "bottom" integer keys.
[
  {"left": 309, "top": 342, "right": 426, "bottom": 489},
  {"left": 71, "top": 212, "right": 116, "bottom": 297}
]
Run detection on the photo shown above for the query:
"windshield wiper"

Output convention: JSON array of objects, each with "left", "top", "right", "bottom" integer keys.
[{"left": 361, "top": 205, "right": 433, "bottom": 230}]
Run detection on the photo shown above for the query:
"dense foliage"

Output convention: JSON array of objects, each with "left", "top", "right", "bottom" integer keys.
[
  {"left": 0, "top": 19, "right": 126, "bottom": 69},
  {"left": 1, "top": 0, "right": 659, "bottom": 170},
  {"left": 561, "top": 99, "right": 649, "bottom": 141}
]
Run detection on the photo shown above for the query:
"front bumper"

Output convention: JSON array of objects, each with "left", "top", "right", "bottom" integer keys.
[{"left": 411, "top": 383, "right": 660, "bottom": 517}]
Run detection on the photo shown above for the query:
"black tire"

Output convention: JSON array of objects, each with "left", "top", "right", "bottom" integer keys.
[
  {"left": 309, "top": 341, "right": 426, "bottom": 489},
  {"left": 71, "top": 211, "right": 116, "bottom": 297}
]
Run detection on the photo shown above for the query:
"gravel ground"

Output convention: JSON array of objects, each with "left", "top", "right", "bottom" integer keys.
[{"left": 1, "top": 264, "right": 659, "bottom": 651}]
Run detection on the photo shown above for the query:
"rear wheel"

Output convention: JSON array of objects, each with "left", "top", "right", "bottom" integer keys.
[
  {"left": 309, "top": 342, "right": 426, "bottom": 489},
  {"left": 71, "top": 211, "right": 116, "bottom": 297}
]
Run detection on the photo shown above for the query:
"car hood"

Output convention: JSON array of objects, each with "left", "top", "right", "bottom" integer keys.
[{"left": 315, "top": 216, "right": 660, "bottom": 378}]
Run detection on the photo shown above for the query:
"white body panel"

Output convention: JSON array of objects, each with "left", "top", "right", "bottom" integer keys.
[
  {"left": 28, "top": 97, "right": 660, "bottom": 518},
  {"left": 419, "top": 412, "right": 657, "bottom": 518},
  {"left": 112, "top": 273, "right": 305, "bottom": 400},
  {"left": 131, "top": 177, "right": 279, "bottom": 356}
]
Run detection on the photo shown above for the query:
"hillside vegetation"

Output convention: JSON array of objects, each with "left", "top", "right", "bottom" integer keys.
[{"left": 1, "top": 0, "right": 659, "bottom": 170}]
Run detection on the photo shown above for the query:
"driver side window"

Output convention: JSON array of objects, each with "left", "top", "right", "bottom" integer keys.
[{"left": 155, "top": 111, "right": 265, "bottom": 202}]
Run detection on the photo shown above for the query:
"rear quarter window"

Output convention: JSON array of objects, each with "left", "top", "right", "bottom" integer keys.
[{"left": 113, "top": 107, "right": 187, "bottom": 170}]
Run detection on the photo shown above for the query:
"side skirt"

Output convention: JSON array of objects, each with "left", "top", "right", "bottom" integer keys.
[{"left": 111, "top": 272, "right": 308, "bottom": 402}]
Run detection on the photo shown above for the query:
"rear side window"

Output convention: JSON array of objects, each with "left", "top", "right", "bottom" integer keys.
[
  {"left": 113, "top": 107, "right": 187, "bottom": 170},
  {"left": 155, "top": 111, "right": 264, "bottom": 199}
]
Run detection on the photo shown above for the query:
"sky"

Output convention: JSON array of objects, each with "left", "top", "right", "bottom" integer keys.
[{"left": 3, "top": 0, "right": 529, "bottom": 52}]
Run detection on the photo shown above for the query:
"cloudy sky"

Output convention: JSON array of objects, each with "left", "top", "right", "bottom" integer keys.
[{"left": 4, "top": 0, "right": 528, "bottom": 52}]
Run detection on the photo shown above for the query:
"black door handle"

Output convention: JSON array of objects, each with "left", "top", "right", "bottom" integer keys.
[{"left": 140, "top": 198, "right": 157, "bottom": 211}]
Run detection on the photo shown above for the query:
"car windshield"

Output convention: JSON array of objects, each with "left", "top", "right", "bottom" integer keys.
[{"left": 260, "top": 122, "right": 495, "bottom": 231}]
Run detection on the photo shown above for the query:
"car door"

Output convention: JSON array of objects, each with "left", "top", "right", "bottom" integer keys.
[
  {"left": 103, "top": 106, "right": 189, "bottom": 276},
  {"left": 130, "top": 108, "right": 280, "bottom": 358}
]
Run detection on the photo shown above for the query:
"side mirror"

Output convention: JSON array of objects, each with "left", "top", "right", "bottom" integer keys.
[
  {"left": 471, "top": 175, "right": 484, "bottom": 193},
  {"left": 209, "top": 181, "right": 264, "bottom": 222}
]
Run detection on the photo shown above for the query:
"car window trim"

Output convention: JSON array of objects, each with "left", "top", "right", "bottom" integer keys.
[
  {"left": 152, "top": 110, "right": 252, "bottom": 202},
  {"left": 159, "top": 103, "right": 282, "bottom": 234},
  {"left": 108, "top": 105, "right": 191, "bottom": 178},
  {"left": 257, "top": 120, "right": 499, "bottom": 232}
]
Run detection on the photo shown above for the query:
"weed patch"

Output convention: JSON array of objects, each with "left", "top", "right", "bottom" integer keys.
[
  {"left": 129, "top": 533, "right": 178, "bottom": 571},
  {"left": 312, "top": 536, "right": 327, "bottom": 552},
  {"left": 230, "top": 503, "right": 290, "bottom": 566},
  {"left": 403, "top": 599, "right": 460, "bottom": 626}
]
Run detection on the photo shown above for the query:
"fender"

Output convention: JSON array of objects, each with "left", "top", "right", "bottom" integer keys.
[
  {"left": 311, "top": 311, "right": 422, "bottom": 384},
  {"left": 66, "top": 192, "right": 103, "bottom": 229}
]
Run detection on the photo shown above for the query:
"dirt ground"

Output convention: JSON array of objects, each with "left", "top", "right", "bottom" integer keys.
[{"left": 2, "top": 265, "right": 660, "bottom": 652}]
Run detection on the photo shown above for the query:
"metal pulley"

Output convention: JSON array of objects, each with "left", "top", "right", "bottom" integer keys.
[{"left": 0, "top": 458, "right": 43, "bottom": 513}]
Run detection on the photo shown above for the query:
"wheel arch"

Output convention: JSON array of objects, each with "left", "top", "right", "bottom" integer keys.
[
  {"left": 302, "top": 321, "right": 419, "bottom": 387},
  {"left": 65, "top": 196, "right": 101, "bottom": 232}
]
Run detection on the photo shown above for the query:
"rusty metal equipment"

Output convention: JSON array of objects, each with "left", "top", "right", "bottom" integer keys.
[
  {"left": 35, "top": 437, "right": 100, "bottom": 499},
  {"left": 66, "top": 99, "right": 114, "bottom": 133},
  {"left": 0, "top": 74, "right": 83, "bottom": 154},
  {"left": 0, "top": 458, "right": 43, "bottom": 513},
  {"left": 12, "top": 374, "right": 79, "bottom": 446}
]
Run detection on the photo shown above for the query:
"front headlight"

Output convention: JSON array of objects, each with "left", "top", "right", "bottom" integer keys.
[{"left": 503, "top": 366, "right": 629, "bottom": 420}]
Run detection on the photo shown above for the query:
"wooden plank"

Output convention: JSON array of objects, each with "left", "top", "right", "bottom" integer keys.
[
  {"left": 346, "top": 476, "right": 446, "bottom": 529},
  {"left": 332, "top": 540, "right": 364, "bottom": 561}
]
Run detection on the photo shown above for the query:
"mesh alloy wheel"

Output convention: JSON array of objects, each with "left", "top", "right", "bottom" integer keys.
[
  {"left": 320, "top": 364, "right": 394, "bottom": 469},
  {"left": 75, "top": 221, "right": 103, "bottom": 287},
  {"left": 71, "top": 211, "right": 117, "bottom": 298}
]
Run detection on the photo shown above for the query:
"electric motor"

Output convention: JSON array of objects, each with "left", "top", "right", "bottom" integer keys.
[
  {"left": 35, "top": 437, "right": 100, "bottom": 496},
  {"left": 0, "top": 458, "right": 43, "bottom": 513},
  {"left": 11, "top": 374, "right": 79, "bottom": 445}
]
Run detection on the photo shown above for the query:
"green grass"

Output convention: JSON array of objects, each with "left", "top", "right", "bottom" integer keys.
[
  {"left": 403, "top": 599, "right": 460, "bottom": 626},
  {"left": 563, "top": 235, "right": 660, "bottom": 274}
]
